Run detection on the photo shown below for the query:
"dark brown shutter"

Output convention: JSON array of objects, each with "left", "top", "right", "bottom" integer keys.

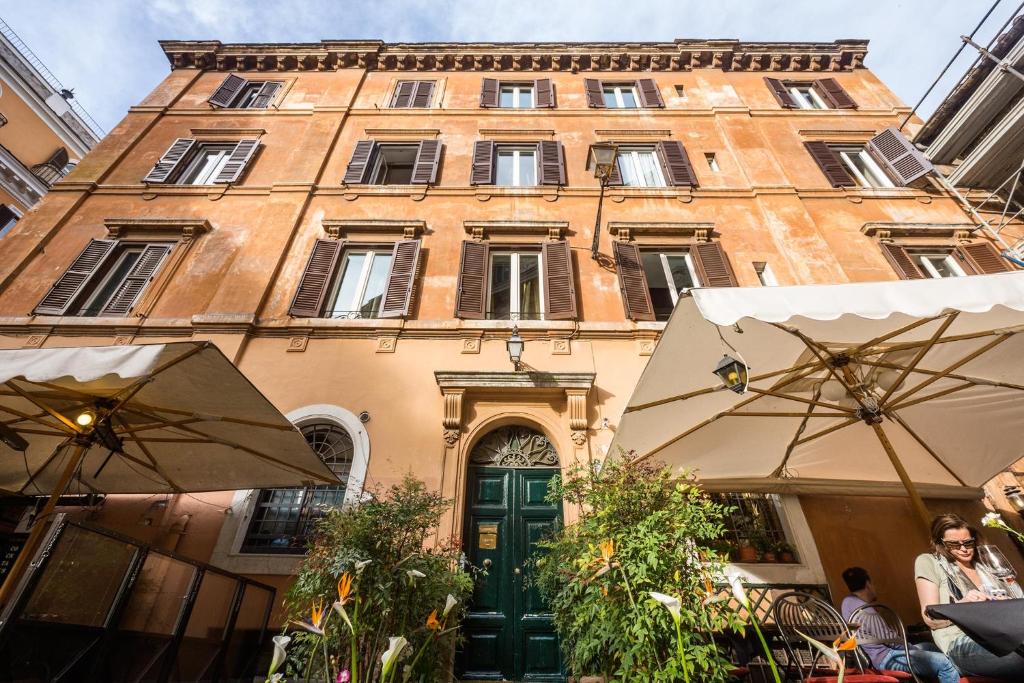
[
  {"left": 213, "top": 139, "right": 260, "bottom": 184},
  {"left": 251, "top": 81, "right": 281, "bottom": 109},
  {"left": 47, "top": 147, "right": 69, "bottom": 169},
  {"left": 691, "top": 242, "right": 739, "bottom": 287},
  {"left": 380, "top": 239, "right": 421, "bottom": 318},
  {"left": 804, "top": 141, "right": 853, "bottom": 187},
  {"left": 584, "top": 78, "right": 604, "bottom": 108},
  {"left": 613, "top": 241, "right": 654, "bottom": 321},
  {"left": 865, "top": 127, "right": 934, "bottom": 188},
  {"left": 813, "top": 78, "right": 857, "bottom": 109},
  {"left": 542, "top": 240, "right": 577, "bottom": 320},
  {"left": 880, "top": 243, "right": 925, "bottom": 279},
  {"left": 412, "top": 81, "right": 435, "bottom": 108},
  {"left": 480, "top": 78, "right": 499, "bottom": 108},
  {"left": 455, "top": 240, "right": 489, "bottom": 319},
  {"left": 143, "top": 138, "right": 196, "bottom": 184},
  {"left": 535, "top": 79, "right": 554, "bottom": 108},
  {"left": 34, "top": 239, "right": 117, "bottom": 316},
  {"left": 538, "top": 141, "right": 566, "bottom": 186},
  {"left": 411, "top": 140, "right": 442, "bottom": 184},
  {"left": 764, "top": 77, "right": 796, "bottom": 108},
  {"left": 392, "top": 80, "right": 415, "bottom": 108},
  {"left": 636, "top": 79, "right": 665, "bottom": 108},
  {"left": 289, "top": 240, "right": 342, "bottom": 317},
  {"left": 657, "top": 140, "right": 699, "bottom": 187},
  {"left": 957, "top": 242, "right": 1012, "bottom": 274},
  {"left": 208, "top": 74, "right": 246, "bottom": 108},
  {"left": 470, "top": 140, "right": 494, "bottom": 185},
  {"left": 99, "top": 244, "right": 172, "bottom": 316},
  {"left": 343, "top": 141, "right": 377, "bottom": 184}
]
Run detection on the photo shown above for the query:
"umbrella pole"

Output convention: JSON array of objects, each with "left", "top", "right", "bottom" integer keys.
[
  {"left": 0, "top": 440, "right": 88, "bottom": 608},
  {"left": 871, "top": 421, "right": 932, "bottom": 534}
]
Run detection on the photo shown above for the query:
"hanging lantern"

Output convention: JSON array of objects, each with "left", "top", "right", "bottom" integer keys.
[
  {"left": 506, "top": 326, "right": 525, "bottom": 371},
  {"left": 713, "top": 355, "right": 748, "bottom": 394},
  {"left": 1004, "top": 485, "right": 1024, "bottom": 515}
]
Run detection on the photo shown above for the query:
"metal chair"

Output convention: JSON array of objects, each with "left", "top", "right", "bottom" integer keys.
[{"left": 848, "top": 602, "right": 922, "bottom": 683}]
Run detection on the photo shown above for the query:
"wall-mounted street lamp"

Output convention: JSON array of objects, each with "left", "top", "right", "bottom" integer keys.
[
  {"left": 506, "top": 325, "right": 525, "bottom": 372},
  {"left": 587, "top": 143, "right": 619, "bottom": 260},
  {"left": 1004, "top": 485, "right": 1024, "bottom": 515}
]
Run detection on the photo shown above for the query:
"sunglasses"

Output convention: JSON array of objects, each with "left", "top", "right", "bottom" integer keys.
[{"left": 942, "top": 539, "right": 976, "bottom": 550}]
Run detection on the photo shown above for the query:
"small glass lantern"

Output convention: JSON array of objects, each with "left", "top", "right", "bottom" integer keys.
[
  {"left": 713, "top": 355, "right": 749, "bottom": 394},
  {"left": 506, "top": 326, "right": 525, "bottom": 371},
  {"left": 586, "top": 142, "right": 619, "bottom": 180},
  {"left": 1004, "top": 485, "right": 1024, "bottom": 514}
]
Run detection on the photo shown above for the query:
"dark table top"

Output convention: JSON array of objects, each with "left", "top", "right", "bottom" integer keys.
[{"left": 926, "top": 599, "right": 1024, "bottom": 656}]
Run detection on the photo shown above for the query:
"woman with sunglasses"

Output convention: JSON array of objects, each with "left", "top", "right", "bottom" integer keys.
[{"left": 915, "top": 513, "right": 1024, "bottom": 679}]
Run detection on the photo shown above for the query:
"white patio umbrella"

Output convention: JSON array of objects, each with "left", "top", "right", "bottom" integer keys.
[
  {"left": 612, "top": 272, "right": 1024, "bottom": 531},
  {"left": 0, "top": 341, "right": 338, "bottom": 604}
]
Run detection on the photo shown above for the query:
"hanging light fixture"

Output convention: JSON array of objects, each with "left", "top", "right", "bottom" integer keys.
[
  {"left": 713, "top": 355, "right": 748, "bottom": 394},
  {"left": 506, "top": 326, "right": 525, "bottom": 371},
  {"left": 76, "top": 409, "right": 97, "bottom": 427},
  {"left": 1004, "top": 485, "right": 1024, "bottom": 515}
]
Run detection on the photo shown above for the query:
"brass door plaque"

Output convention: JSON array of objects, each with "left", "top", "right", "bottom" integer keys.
[{"left": 479, "top": 523, "right": 498, "bottom": 549}]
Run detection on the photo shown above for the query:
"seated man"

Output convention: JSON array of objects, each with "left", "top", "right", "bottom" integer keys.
[{"left": 841, "top": 566, "right": 960, "bottom": 683}]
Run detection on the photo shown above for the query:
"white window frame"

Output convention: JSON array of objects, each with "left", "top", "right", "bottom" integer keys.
[
  {"left": 914, "top": 252, "right": 967, "bottom": 279},
  {"left": 368, "top": 144, "right": 417, "bottom": 185},
  {"left": 499, "top": 83, "right": 535, "bottom": 109},
  {"left": 705, "top": 153, "right": 721, "bottom": 172},
  {"left": 753, "top": 261, "right": 779, "bottom": 286},
  {"left": 788, "top": 84, "right": 828, "bottom": 110},
  {"left": 834, "top": 146, "right": 895, "bottom": 189},
  {"left": 327, "top": 248, "right": 392, "bottom": 318},
  {"left": 0, "top": 204, "right": 22, "bottom": 239},
  {"left": 653, "top": 251, "right": 700, "bottom": 305},
  {"left": 489, "top": 250, "right": 545, "bottom": 321},
  {"left": 617, "top": 146, "right": 667, "bottom": 187},
  {"left": 495, "top": 146, "right": 537, "bottom": 187},
  {"left": 178, "top": 144, "right": 233, "bottom": 185},
  {"left": 603, "top": 84, "right": 639, "bottom": 109}
]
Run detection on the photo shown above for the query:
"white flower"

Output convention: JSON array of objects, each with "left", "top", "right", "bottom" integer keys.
[
  {"left": 729, "top": 575, "right": 750, "bottom": 609},
  {"left": 649, "top": 591, "right": 681, "bottom": 622},
  {"left": 269, "top": 635, "right": 290, "bottom": 677},
  {"left": 983, "top": 512, "right": 1005, "bottom": 529},
  {"left": 355, "top": 559, "right": 372, "bottom": 573},
  {"left": 443, "top": 593, "right": 458, "bottom": 618},
  {"left": 270, "top": 674, "right": 283, "bottom": 683},
  {"left": 406, "top": 569, "right": 426, "bottom": 579},
  {"left": 381, "top": 636, "right": 409, "bottom": 677}
]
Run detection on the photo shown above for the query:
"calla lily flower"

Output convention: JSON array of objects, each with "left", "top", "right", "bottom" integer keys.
[
  {"left": 354, "top": 559, "right": 372, "bottom": 573},
  {"left": 337, "top": 571, "right": 353, "bottom": 606},
  {"left": 426, "top": 609, "right": 441, "bottom": 631},
  {"left": 270, "top": 674, "right": 283, "bottom": 683},
  {"left": 381, "top": 636, "right": 409, "bottom": 678},
  {"left": 407, "top": 569, "right": 426, "bottom": 579},
  {"left": 729, "top": 575, "right": 751, "bottom": 609},
  {"left": 269, "top": 635, "right": 290, "bottom": 676},
  {"left": 649, "top": 591, "right": 682, "bottom": 622},
  {"left": 983, "top": 512, "right": 1004, "bottom": 528},
  {"left": 443, "top": 594, "right": 458, "bottom": 618}
]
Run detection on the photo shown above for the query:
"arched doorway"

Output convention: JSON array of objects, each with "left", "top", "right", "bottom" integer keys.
[{"left": 458, "top": 425, "right": 564, "bottom": 682}]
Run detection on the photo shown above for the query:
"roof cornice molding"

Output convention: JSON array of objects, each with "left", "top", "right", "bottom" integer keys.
[{"left": 159, "top": 39, "right": 868, "bottom": 73}]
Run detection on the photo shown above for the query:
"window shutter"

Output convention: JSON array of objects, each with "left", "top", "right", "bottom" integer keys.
[
  {"left": 411, "top": 140, "right": 443, "bottom": 185},
  {"left": 251, "top": 81, "right": 282, "bottom": 109},
  {"left": 470, "top": 140, "right": 494, "bottom": 185},
  {"left": 636, "top": 79, "right": 665, "bottom": 108},
  {"left": 542, "top": 240, "right": 577, "bottom": 320},
  {"left": 804, "top": 141, "right": 853, "bottom": 187},
  {"left": 34, "top": 239, "right": 117, "bottom": 316},
  {"left": 764, "top": 77, "right": 796, "bottom": 108},
  {"left": 480, "top": 78, "right": 499, "bottom": 108},
  {"left": 657, "top": 140, "right": 699, "bottom": 187},
  {"left": 455, "top": 240, "right": 489, "bottom": 319},
  {"left": 47, "top": 147, "right": 69, "bottom": 169},
  {"left": 393, "top": 80, "right": 416, "bottom": 108},
  {"left": 143, "top": 138, "right": 196, "bottom": 184},
  {"left": 343, "top": 141, "right": 377, "bottom": 184},
  {"left": 584, "top": 78, "right": 604, "bottom": 108},
  {"left": 213, "top": 139, "right": 260, "bottom": 184},
  {"left": 208, "top": 74, "right": 246, "bottom": 108},
  {"left": 380, "top": 239, "right": 421, "bottom": 318},
  {"left": 412, "top": 81, "right": 435, "bottom": 108},
  {"left": 538, "top": 141, "right": 566, "bottom": 186},
  {"left": 99, "top": 244, "right": 172, "bottom": 316},
  {"left": 691, "top": 242, "right": 739, "bottom": 287},
  {"left": 956, "top": 242, "right": 1012, "bottom": 274},
  {"left": 535, "top": 79, "right": 554, "bottom": 108},
  {"left": 613, "top": 241, "right": 654, "bottom": 321},
  {"left": 813, "top": 78, "right": 857, "bottom": 109},
  {"left": 865, "top": 127, "right": 934, "bottom": 188},
  {"left": 880, "top": 243, "right": 925, "bottom": 279},
  {"left": 289, "top": 239, "right": 342, "bottom": 317}
]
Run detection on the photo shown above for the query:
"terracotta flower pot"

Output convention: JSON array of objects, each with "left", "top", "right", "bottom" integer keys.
[
  {"left": 737, "top": 545, "right": 758, "bottom": 563},
  {"left": 780, "top": 551, "right": 796, "bottom": 563},
  {"left": 761, "top": 551, "right": 777, "bottom": 563}
]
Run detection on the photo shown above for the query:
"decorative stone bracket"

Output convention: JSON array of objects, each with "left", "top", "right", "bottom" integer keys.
[
  {"left": 323, "top": 219, "right": 425, "bottom": 241},
  {"left": 104, "top": 217, "right": 212, "bottom": 242}
]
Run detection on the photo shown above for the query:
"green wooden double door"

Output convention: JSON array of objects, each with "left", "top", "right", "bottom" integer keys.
[{"left": 458, "top": 466, "right": 564, "bottom": 682}]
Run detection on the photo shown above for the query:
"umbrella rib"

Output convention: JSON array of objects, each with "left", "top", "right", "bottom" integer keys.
[
  {"left": 5, "top": 380, "right": 82, "bottom": 433},
  {"left": 861, "top": 328, "right": 1012, "bottom": 356},
  {"left": 888, "top": 333, "right": 1013, "bottom": 407},
  {"left": 18, "top": 440, "right": 73, "bottom": 496},
  {"left": 889, "top": 383, "right": 974, "bottom": 412},
  {"left": 722, "top": 412, "right": 849, "bottom": 417},
  {"left": 115, "top": 400, "right": 295, "bottom": 431},
  {"left": 0, "top": 404, "right": 71, "bottom": 433},
  {"left": 746, "top": 387, "right": 856, "bottom": 413},
  {"left": 770, "top": 325, "right": 876, "bottom": 415},
  {"left": 127, "top": 435, "right": 185, "bottom": 492},
  {"left": 859, "top": 358, "right": 1024, "bottom": 393},
  {"left": 773, "top": 384, "right": 823, "bottom": 477},
  {"left": 114, "top": 418, "right": 205, "bottom": 436},
  {"left": 885, "top": 410, "right": 968, "bottom": 486},
  {"left": 794, "top": 418, "right": 861, "bottom": 447},
  {"left": 877, "top": 312, "right": 958, "bottom": 407}
]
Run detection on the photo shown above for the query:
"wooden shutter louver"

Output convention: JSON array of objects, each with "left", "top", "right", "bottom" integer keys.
[
  {"left": 470, "top": 140, "right": 494, "bottom": 185},
  {"left": 47, "top": 147, "right": 69, "bottom": 169},
  {"left": 251, "top": 81, "right": 282, "bottom": 109},
  {"left": 657, "top": 140, "right": 699, "bottom": 187},
  {"left": 380, "top": 239, "right": 422, "bottom": 318},
  {"left": 535, "top": 79, "right": 554, "bottom": 108},
  {"left": 804, "top": 141, "right": 853, "bottom": 187},
  {"left": 34, "top": 239, "right": 117, "bottom": 316},
  {"left": 99, "top": 244, "right": 172, "bottom": 316},
  {"left": 691, "top": 242, "right": 739, "bottom": 287},
  {"left": 411, "top": 81, "right": 435, "bottom": 108},
  {"left": 613, "top": 241, "right": 654, "bottom": 321},
  {"left": 411, "top": 140, "right": 442, "bottom": 184},
  {"left": 636, "top": 79, "right": 665, "bottom": 108},
  {"left": 209, "top": 74, "right": 246, "bottom": 108},
  {"left": 455, "top": 240, "right": 489, "bottom": 319},
  {"left": 538, "top": 141, "right": 566, "bottom": 186},
  {"left": 213, "top": 139, "right": 260, "bottom": 184},
  {"left": 392, "top": 81, "right": 416, "bottom": 108},
  {"left": 957, "top": 242, "right": 1012, "bottom": 274},
  {"left": 584, "top": 78, "right": 605, "bottom": 108},
  {"left": 480, "top": 78, "right": 500, "bottom": 108},
  {"left": 880, "top": 243, "right": 925, "bottom": 280},
  {"left": 813, "top": 78, "right": 857, "bottom": 109},
  {"left": 865, "top": 127, "right": 934, "bottom": 188},
  {"left": 542, "top": 240, "right": 577, "bottom": 320},
  {"left": 764, "top": 77, "right": 796, "bottom": 108},
  {"left": 143, "top": 138, "right": 196, "bottom": 184},
  {"left": 289, "top": 239, "right": 342, "bottom": 317},
  {"left": 343, "top": 141, "right": 377, "bottom": 184}
]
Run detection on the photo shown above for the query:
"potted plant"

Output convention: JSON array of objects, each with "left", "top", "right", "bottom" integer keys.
[
  {"left": 776, "top": 541, "right": 797, "bottom": 564},
  {"left": 736, "top": 537, "right": 758, "bottom": 563},
  {"left": 752, "top": 532, "right": 775, "bottom": 562}
]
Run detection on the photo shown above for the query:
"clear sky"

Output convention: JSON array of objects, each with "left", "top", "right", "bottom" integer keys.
[{"left": 2, "top": 1, "right": 1020, "bottom": 134}]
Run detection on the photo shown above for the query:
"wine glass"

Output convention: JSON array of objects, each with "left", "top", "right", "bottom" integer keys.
[{"left": 977, "top": 544, "right": 1022, "bottom": 598}]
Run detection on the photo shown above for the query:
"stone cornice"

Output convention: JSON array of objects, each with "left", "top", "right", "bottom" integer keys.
[
  {"left": 160, "top": 39, "right": 868, "bottom": 73},
  {"left": 321, "top": 219, "right": 425, "bottom": 239},
  {"left": 103, "top": 217, "right": 212, "bottom": 241},
  {"left": 860, "top": 221, "right": 975, "bottom": 240},
  {"left": 464, "top": 220, "right": 568, "bottom": 240},
  {"left": 434, "top": 371, "right": 596, "bottom": 392}
]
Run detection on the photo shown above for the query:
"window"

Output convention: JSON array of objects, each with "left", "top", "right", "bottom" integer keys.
[
  {"left": 325, "top": 248, "right": 394, "bottom": 318},
  {"left": 713, "top": 493, "right": 797, "bottom": 563},
  {"left": 705, "top": 153, "right": 720, "bottom": 172},
  {"left": 488, "top": 250, "right": 543, "bottom": 320},
  {"left": 233, "top": 81, "right": 282, "bottom": 109},
  {"left": 242, "top": 423, "right": 353, "bottom": 554},
  {"left": 674, "top": 85, "right": 686, "bottom": 99},
  {"left": 641, "top": 251, "right": 699, "bottom": 321},
  {"left": 498, "top": 83, "right": 534, "bottom": 108},
  {"left": 787, "top": 84, "right": 828, "bottom": 110},
  {"left": 616, "top": 147, "right": 666, "bottom": 188},
  {"left": 603, "top": 84, "right": 639, "bottom": 109},
  {"left": 831, "top": 145, "right": 895, "bottom": 189},
  {"left": 911, "top": 251, "right": 967, "bottom": 279},
  {"left": 176, "top": 143, "right": 236, "bottom": 185},
  {"left": 495, "top": 146, "right": 537, "bottom": 187},
  {"left": 0, "top": 205, "right": 19, "bottom": 239},
  {"left": 753, "top": 261, "right": 778, "bottom": 286},
  {"left": 368, "top": 144, "right": 417, "bottom": 185}
]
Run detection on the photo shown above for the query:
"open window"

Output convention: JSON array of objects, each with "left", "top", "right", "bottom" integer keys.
[
  {"left": 881, "top": 241, "right": 1012, "bottom": 279},
  {"left": 805, "top": 128, "right": 934, "bottom": 189},
  {"left": 208, "top": 75, "right": 282, "bottom": 109},
  {"left": 764, "top": 77, "right": 856, "bottom": 110},
  {"left": 470, "top": 140, "right": 566, "bottom": 187},
  {"left": 143, "top": 138, "right": 260, "bottom": 185},
  {"left": 342, "top": 140, "right": 443, "bottom": 186},
  {"left": 584, "top": 78, "right": 664, "bottom": 108}
]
